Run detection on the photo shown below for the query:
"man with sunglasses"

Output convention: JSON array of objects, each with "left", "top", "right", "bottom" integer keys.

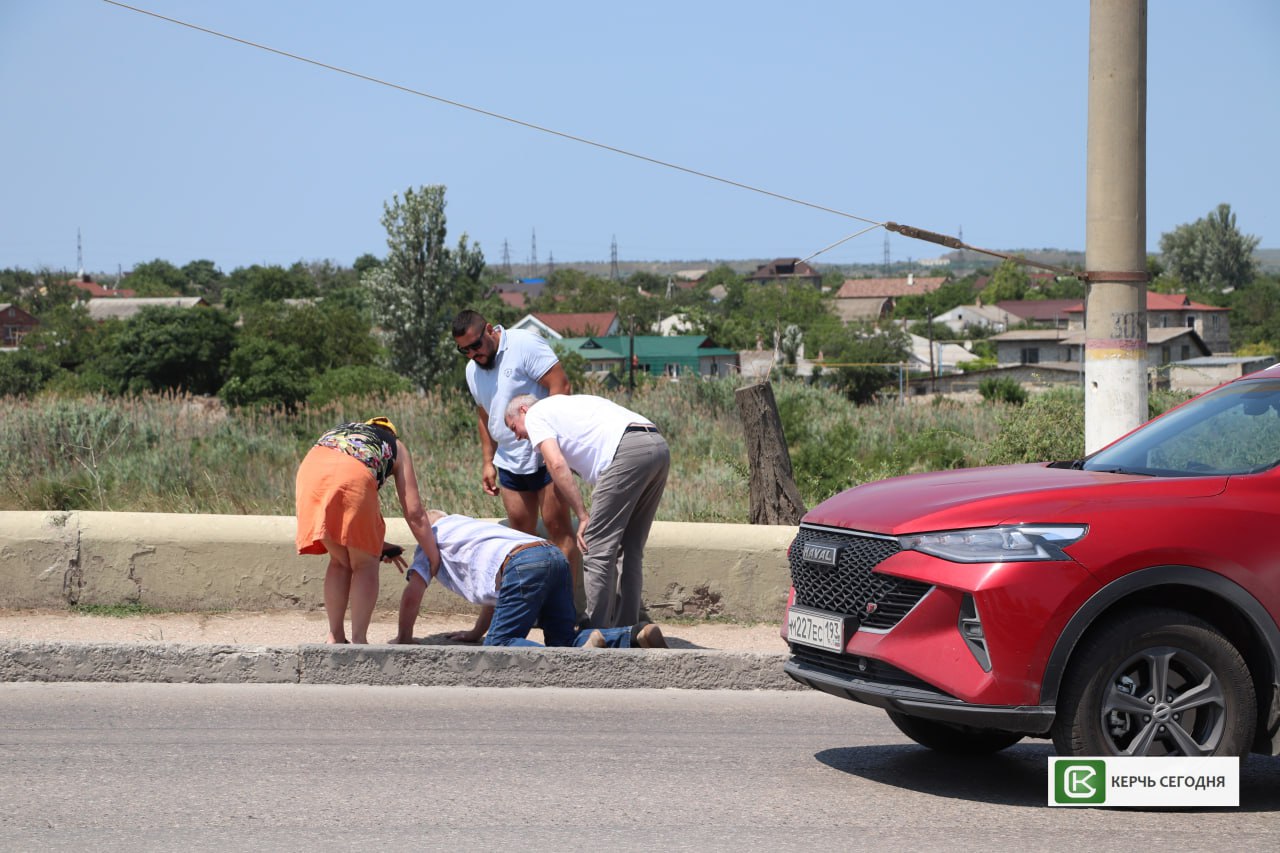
[{"left": 449, "top": 309, "right": 578, "bottom": 641}]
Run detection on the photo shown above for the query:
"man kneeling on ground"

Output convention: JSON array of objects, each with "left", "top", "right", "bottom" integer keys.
[{"left": 394, "top": 510, "right": 667, "bottom": 649}]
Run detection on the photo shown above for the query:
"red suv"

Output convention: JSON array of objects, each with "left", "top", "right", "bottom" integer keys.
[{"left": 783, "top": 365, "right": 1280, "bottom": 757}]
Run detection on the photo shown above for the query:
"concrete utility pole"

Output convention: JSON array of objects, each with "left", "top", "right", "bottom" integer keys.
[{"left": 1085, "top": 0, "right": 1148, "bottom": 452}]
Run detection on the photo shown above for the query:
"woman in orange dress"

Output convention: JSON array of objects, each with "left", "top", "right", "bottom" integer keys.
[{"left": 295, "top": 416, "right": 440, "bottom": 644}]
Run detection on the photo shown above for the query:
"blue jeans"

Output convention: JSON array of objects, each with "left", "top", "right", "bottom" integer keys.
[{"left": 484, "top": 544, "right": 633, "bottom": 648}]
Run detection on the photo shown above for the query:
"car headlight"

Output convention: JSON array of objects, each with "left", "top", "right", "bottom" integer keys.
[{"left": 898, "top": 525, "right": 1087, "bottom": 563}]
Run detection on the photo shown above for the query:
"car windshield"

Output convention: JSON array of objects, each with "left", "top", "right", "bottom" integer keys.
[{"left": 1083, "top": 376, "right": 1280, "bottom": 477}]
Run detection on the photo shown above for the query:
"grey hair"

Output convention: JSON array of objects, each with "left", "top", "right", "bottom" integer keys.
[{"left": 505, "top": 393, "right": 538, "bottom": 421}]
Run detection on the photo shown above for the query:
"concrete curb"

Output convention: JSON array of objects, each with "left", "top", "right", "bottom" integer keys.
[{"left": 0, "top": 641, "right": 800, "bottom": 690}]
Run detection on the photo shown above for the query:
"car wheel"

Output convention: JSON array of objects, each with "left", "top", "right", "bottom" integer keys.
[
  {"left": 886, "top": 711, "right": 1024, "bottom": 754},
  {"left": 1052, "top": 608, "right": 1256, "bottom": 757}
]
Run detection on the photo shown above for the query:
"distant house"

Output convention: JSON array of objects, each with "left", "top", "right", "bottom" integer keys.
[
  {"left": 0, "top": 303, "right": 39, "bottom": 347},
  {"left": 1062, "top": 292, "right": 1231, "bottom": 354},
  {"left": 512, "top": 311, "right": 621, "bottom": 339},
  {"left": 833, "top": 274, "right": 947, "bottom": 323},
  {"left": 1170, "top": 356, "right": 1275, "bottom": 395},
  {"left": 86, "top": 296, "right": 209, "bottom": 322},
  {"left": 932, "top": 303, "right": 1009, "bottom": 335},
  {"left": 745, "top": 258, "right": 822, "bottom": 288},
  {"left": 488, "top": 278, "right": 547, "bottom": 309},
  {"left": 990, "top": 325, "right": 1210, "bottom": 371},
  {"left": 556, "top": 335, "right": 738, "bottom": 379},
  {"left": 66, "top": 275, "right": 135, "bottom": 299},
  {"left": 906, "top": 333, "right": 980, "bottom": 375},
  {"left": 672, "top": 269, "right": 709, "bottom": 289},
  {"left": 994, "top": 299, "right": 1082, "bottom": 330}
]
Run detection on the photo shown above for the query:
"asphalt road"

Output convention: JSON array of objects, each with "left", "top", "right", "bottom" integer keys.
[{"left": 2, "top": 684, "right": 1278, "bottom": 852}]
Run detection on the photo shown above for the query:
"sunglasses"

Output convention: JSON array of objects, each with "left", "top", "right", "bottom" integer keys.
[{"left": 456, "top": 332, "right": 487, "bottom": 354}]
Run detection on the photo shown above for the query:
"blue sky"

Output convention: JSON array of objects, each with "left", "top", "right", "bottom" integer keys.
[{"left": 1, "top": 1, "right": 1276, "bottom": 275}]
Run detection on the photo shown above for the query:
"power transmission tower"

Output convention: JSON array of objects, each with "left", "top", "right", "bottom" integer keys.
[
  {"left": 610, "top": 235, "right": 620, "bottom": 281},
  {"left": 77, "top": 227, "right": 84, "bottom": 278},
  {"left": 548, "top": 251, "right": 555, "bottom": 278},
  {"left": 882, "top": 232, "right": 890, "bottom": 276},
  {"left": 501, "top": 239, "right": 512, "bottom": 278},
  {"left": 530, "top": 229, "right": 538, "bottom": 279}
]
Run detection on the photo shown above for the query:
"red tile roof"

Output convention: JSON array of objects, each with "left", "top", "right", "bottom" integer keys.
[
  {"left": 66, "top": 278, "right": 135, "bottom": 298},
  {"left": 533, "top": 311, "right": 619, "bottom": 337},
  {"left": 1062, "top": 292, "right": 1228, "bottom": 314}
]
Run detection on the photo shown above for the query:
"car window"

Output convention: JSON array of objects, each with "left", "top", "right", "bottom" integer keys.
[{"left": 1085, "top": 378, "right": 1280, "bottom": 476}]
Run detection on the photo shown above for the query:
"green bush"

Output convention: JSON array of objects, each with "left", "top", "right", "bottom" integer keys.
[
  {"left": 307, "top": 365, "right": 413, "bottom": 407},
  {"left": 985, "top": 387, "right": 1085, "bottom": 464},
  {"left": 978, "top": 376, "right": 1028, "bottom": 405}
]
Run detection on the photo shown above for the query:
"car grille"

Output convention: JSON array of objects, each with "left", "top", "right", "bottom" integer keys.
[
  {"left": 789, "top": 524, "right": 932, "bottom": 631},
  {"left": 788, "top": 645, "right": 949, "bottom": 696}
]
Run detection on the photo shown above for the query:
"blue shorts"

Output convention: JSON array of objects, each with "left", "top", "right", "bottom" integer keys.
[{"left": 497, "top": 465, "right": 552, "bottom": 492}]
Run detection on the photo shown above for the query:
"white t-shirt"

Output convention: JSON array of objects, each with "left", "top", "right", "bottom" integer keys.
[
  {"left": 409, "top": 514, "right": 543, "bottom": 606},
  {"left": 524, "top": 394, "right": 653, "bottom": 485},
  {"left": 465, "top": 326, "right": 560, "bottom": 475}
]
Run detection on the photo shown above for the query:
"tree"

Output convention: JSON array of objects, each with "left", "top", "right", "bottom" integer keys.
[
  {"left": 19, "top": 301, "right": 98, "bottom": 370},
  {"left": 126, "top": 259, "right": 187, "bottom": 296},
  {"left": 102, "top": 306, "right": 236, "bottom": 395},
  {"left": 0, "top": 348, "right": 62, "bottom": 397},
  {"left": 219, "top": 337, "right": 313, "bottom": 409},
  {"left": 181, "top": 259, "right": 224, "bottom": 299},
  {"left": 818, "top": 323, "right": 910, "bottom": 405},
  {"left": 222, "top": 264, "right": 317, "bottom": 310},
  {"left": 1158, "top": 203, "right": 1259, "bottom": 293},
  {"left": 1227, "top": 275, "right": 1280, "bottom": 353},
  {"left": 979, "top": 259, "right": 1030, "bottom": 303},
  {"left": 361, "top": 185, "right": 485, "bottom": 390}
]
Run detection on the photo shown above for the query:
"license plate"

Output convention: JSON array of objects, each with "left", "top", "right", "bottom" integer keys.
[{"left": 787, "top": 606, "right": 847, "bottom": 652}]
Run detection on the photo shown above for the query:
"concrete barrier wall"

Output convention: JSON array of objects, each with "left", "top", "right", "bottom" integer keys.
[{"left": 0, "top": 512, "right": 796, "bottom": 622}]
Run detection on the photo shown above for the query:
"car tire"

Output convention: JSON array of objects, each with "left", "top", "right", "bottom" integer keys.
[
  {"left": 1051, "top": 607, "right": 1256, "bottom": 757},
  {"left": 886, "top": 711, "right": 1024, "bottom": 754}
]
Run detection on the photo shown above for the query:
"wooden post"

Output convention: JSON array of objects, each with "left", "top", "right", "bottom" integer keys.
[{"left": 735, "top": 382, "right": 806, "bottom": 525}]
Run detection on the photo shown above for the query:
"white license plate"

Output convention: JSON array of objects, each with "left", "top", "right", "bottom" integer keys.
[{"left": 787, "top": 606, "right": 847, "bottom": 652}]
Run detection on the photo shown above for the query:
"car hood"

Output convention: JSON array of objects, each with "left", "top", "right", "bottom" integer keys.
[{"left": 802, "top": 463, "right": 1228, "bottom": 535}]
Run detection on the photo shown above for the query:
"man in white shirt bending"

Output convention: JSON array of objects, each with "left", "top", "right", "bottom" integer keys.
[{"left": 505, "top": 393, "right": 670, "bottom": 629}]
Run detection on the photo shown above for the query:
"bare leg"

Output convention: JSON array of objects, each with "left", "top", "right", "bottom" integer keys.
[
  {"left": 395, "top": 572, "right": 427, "bottom": 644},
  {"left": 501, "top": 486, "right": 540, "bottom": 534},
  {"left": 347, "top": 545, "right": 381, "bottom": 644},
  {"left": 321, "top": 536, "right": 353, "bottom": 644}
]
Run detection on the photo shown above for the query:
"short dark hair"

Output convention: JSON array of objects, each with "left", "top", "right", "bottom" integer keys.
[{"left": 452, "top": 309, "right": 487, "bottom": 338}]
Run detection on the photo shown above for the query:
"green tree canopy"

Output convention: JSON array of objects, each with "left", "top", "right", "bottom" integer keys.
[
  {"left": 816, "top": 323, "right": 911, "bottom": 405},
  {"left": 127, "top": 259, "right": 188, "bottom": 297},
  {"left": 181, "top": 259, "right": 225, "bottom": 299},
  {"left": 979, "top": 259, "right": 1030, "bottom": 303},
  {"left": 362, "top": 185, "right": 485, "bottom": 391},
  {"left": 102, "top": 306, "right": 236, "bottom": 395},
  {"left": 703, "top": 281, "right": 838, "bottom": 352},
  {"left": 1158, "top": 203, "right": 1259, "bottom": 293},
  {"left": 222, "top": 264, "right": 318, "bottom": 310}
]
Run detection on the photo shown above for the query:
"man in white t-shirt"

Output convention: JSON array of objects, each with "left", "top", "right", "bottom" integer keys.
[
  {"left": 505, "top": 393, "right": 670, "bottom": 629},
  {"left": 450, "top": 309, "right": 579, "bottom": 640},
  {"left": 392, "top": 510, "right": 667, "bottom": 649}
]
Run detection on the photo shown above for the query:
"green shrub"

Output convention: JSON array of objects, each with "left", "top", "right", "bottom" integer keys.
[
  {"left": 979, "top": 376, "right": 1028, "bottom": 405},
  {"left": 985, "top": 387, "right": 1085, "bottom": 464}
]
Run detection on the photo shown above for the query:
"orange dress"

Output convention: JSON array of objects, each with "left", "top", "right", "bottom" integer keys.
[{"left": 294, "top": 446, "right": 385, "bottom": 556}]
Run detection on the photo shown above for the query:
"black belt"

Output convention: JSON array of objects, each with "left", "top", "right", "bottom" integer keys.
[{"left": 624, "top": 424, "right": 660, "bottom": 434}]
